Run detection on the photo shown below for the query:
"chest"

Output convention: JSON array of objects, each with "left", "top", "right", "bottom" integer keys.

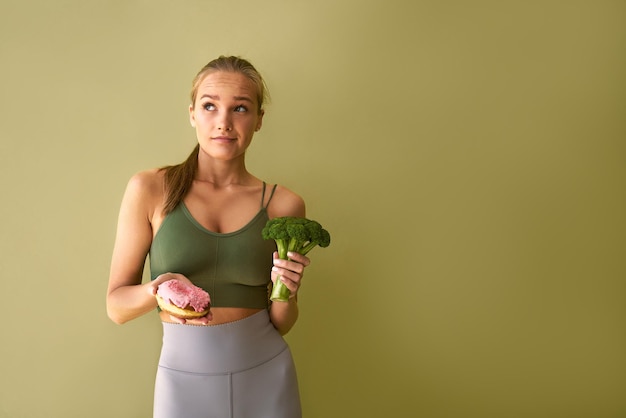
[{"left": 183, "top": 184, "right": 263, "bottom": 234}]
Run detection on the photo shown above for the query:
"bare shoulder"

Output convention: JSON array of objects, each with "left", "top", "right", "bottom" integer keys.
[
  {"left": 267, "top": 184, "right": 306, "bottom": 218},
  {"left": 126, "top": 168, "right": 164, "bottom": 196},
  {"left": 121, "top": 168, "right": 166, "bottom": 217}
]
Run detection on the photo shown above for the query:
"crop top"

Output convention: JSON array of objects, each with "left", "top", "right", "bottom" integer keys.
[{"left": 149, "top": 183, "right": 278, "bottom": 309}]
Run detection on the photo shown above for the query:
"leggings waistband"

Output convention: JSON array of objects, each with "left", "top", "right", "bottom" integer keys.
[{"left": 158, "top": 310, "right": 287, "bottom": 375}]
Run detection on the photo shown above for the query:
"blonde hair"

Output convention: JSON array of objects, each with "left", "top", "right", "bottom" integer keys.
[
  {"left": 160, "top": 56, "right": 269, "bottom": 215},
  {"left": 190, "top": 55, "right": 269, "bottom": 113}
]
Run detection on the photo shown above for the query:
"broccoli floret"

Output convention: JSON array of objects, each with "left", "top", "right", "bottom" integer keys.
[
  {"left": 261, "top": 216, "right": 331, "bottom": 301},
  {"left": 286, "top": 223, "right": 308, "bottom": 253},
  {"left": 262, "top": 219, "right": 290, "bottom": 259}
]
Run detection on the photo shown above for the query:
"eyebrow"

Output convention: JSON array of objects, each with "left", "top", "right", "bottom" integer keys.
[{"left": 200, "top": 94, "right": 253, "bottom": 103}]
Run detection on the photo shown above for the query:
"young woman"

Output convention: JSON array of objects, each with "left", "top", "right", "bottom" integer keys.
[{"left": 106, "top": 56, "right": 309, "bottom": 418}]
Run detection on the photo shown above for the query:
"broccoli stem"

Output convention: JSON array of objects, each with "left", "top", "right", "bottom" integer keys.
[
  {"left": 270, "top": 278, "right": 291, "bottom": 302},
  {"left": 299, "top": 242, "right": 317, "bottom": 255},
  {"left": 271, "top": 240, "right": 292, "bottom": 302},
  {"left": 276, "top": 240, "right": 289, "bottom": 260}
]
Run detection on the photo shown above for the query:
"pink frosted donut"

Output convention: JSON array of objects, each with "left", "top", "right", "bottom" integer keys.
[{"left": 156, "top": 280, "right": 211, "bottom": 319}]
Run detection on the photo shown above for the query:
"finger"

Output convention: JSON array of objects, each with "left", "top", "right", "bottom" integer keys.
[
  {"left": 147, "top": 282, "right": 159, "bottom": 296},
  {"left": 187, "top": 315, "right": 211, "bottom": 326},
  {"left": 199, "top": 311, "right": 212, "bottom": 323},
  {"left": 273, "top": 258, "right": 305, "bottom": 275},
  {"left": 287, "top": 252, "right": 311, "bottom": 267},
  {"left": 279, "top": 275, "right": 301, "bottom": 297},
  {"left": 169, "top": 314, "right": 187, "bottom": 325},
  {"left": 272, "top": 265, "right": 302, "bottom": 284},
  {"left": 274, "top": 264, "right": 304, "bottom": 291}
]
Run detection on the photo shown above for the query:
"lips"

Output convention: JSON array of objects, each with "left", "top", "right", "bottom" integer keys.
[{"left": 211, "top": 136, "right": 237, "bottom": 144}]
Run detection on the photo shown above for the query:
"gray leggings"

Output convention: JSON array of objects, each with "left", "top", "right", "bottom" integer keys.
[{"left": 154, "top": 310, "right": 301, "bottom": 418}]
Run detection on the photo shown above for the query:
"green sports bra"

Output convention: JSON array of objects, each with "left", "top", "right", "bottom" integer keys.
[{"left": 149, "top": 183, "right": 278, "bottom": 309}]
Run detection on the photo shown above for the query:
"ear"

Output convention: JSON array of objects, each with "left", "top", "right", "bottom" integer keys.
[
  {"left": 255, "top": 109, "right": 265, "bottom": 132},
  {"left": 189, "top": 104, "right": 196, "bottom": 128}
]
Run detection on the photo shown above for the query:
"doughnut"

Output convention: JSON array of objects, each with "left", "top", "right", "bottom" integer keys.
[{"left": 156, "top": 280, "right": 210, "bottom": 319}]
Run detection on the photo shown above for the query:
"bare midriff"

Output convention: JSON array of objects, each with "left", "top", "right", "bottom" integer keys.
[{"left": 159, "top": 307, "right": 264, "bottom": 326}]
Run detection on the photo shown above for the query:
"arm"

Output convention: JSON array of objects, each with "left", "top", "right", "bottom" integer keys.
[
  {"left": 106, "top": 171, "right": 163, "bottom": 324},
  {"left": 266, "top": 186, "right": 309, "bottom": 335}
]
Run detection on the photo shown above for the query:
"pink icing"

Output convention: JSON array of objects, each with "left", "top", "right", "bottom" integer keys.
[{"left": 157, "top": 280, "right": 210, "bottom": 312}]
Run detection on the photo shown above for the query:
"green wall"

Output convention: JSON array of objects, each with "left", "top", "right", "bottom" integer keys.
[{"left": 1, "top": 1, "right": 624, "bottom": 417}]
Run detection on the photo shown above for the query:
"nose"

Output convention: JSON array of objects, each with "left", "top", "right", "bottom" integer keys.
[{"left": 217, "top": 112, "right": 233, "bottom": 132}]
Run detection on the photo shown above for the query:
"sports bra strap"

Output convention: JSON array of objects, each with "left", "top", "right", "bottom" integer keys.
[{"left": 261, "top": 182, "right": 278, "bottom": 209}]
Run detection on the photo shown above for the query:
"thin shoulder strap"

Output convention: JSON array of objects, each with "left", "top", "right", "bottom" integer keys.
[
  {"left": 261, "top": 182, "right": 278, "bottom": 209},
  {"left": 260, "top": 181, "right": 267, "bottom": 209}
]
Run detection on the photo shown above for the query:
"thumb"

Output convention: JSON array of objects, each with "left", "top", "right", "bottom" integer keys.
[{"left": 147, "top": 281, "right": 159, "bottom": 296}]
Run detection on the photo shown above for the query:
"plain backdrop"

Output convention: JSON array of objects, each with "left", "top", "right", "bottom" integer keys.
[{"left": 0, "top": 1, "right": 624, "bottom": 417}]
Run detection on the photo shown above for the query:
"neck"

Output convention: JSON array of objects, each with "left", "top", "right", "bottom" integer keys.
[{"left": 195, "top": 153, "right": 251, "bottom": 187}]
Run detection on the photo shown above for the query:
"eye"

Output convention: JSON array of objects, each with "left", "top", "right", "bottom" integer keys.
[
  {"left": 234, "top": 105, "right": 248, "bottom": 113},
  {"left": 203, "top": 103, "right": 216, "bottom": 111}
]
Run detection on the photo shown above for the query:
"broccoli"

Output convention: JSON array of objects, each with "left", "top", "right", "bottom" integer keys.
[{"left": 262, "top": 216, "right": 331, "bottom": 301}]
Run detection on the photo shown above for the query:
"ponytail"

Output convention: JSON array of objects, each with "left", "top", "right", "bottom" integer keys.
[{"left": 160, "top": 144, "right": 199, "bottom": 215}]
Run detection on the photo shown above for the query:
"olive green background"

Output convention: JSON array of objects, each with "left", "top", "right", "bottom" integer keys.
[{"left": 1, "top": 1, "right": 624, "bottom": 417}]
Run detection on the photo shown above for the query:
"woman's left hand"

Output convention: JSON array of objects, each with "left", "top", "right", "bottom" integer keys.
[{"left": 272, "top": 251, "right": 311, "bottom": 299}]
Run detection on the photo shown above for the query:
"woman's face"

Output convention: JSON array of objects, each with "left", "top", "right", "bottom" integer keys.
[{"left": 189, "top": 71, "right": 264, "bottom": 162}]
